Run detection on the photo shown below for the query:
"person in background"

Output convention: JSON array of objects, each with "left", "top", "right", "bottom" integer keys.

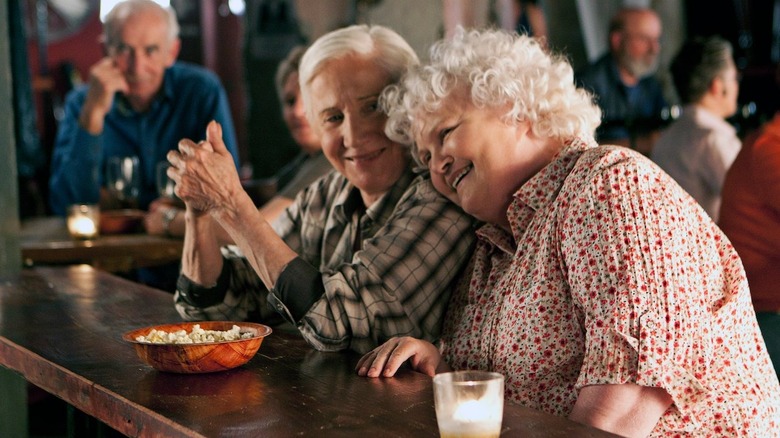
[
  {"left": 242, "top": 0, "right": 306, "bottom": 180},
  {"left": 357, "top": 28, "right": 780, "bottom": 437},
  {"left": 267, "top": 44, "right": 333, "bottom": 213},
  {"left": 576, "top": 7, "right": 666, "bottom": 154},
  {"left": 495, "top": 0, "right": 547, "bottom": 43},
  {"left": 167, "top": 25, "right": 475, "bottom": 353},
  {"left": 719, "top": 108, "right": 780, "bottom": 376},
  {"left": 152, "top": 45, "right": 332, "bottom": 237},
  {"left": 48, "top": 0, "right": 239, "bottom": 221},
  {"left": 48, "top": 0, "right": 239, "bottom": 291},
  {"left": 651, "top": 36, "right": 741, "bottom": 221},
  {"left": 442, "top": 0, "right": 547, "bottom": 49}
]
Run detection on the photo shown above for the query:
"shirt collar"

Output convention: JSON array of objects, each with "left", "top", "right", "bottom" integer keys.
[
  {"left": 608, "top": 54, "right": 654, "bottom": 88},
  {"left": 608, "top": 56, "right": 625, "bottom": 85},
  {"left": 114, "top": 65, "right": 175, "bottom": 116},
  {"left": 476, "top": 136, "right": 598, "bottom": 253},
  {"left": 514, "top": 136, "right": 595, "bottom": 211},
  {"left": 160, "top": 65, "right": 175, "bottom": 100},
  {"left": 333, "top": 166, "right": 417, "bottom": 223},
  {"left": 688, "top": 105, "right": 737, "bottom": 137}
]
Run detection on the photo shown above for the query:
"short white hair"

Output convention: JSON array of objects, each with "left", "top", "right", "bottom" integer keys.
[
  {"left": 104, "top": 0, "right": 179, "bottom": 47},
  {"left": 299, "top": 24, "right": 419, "bottom": 122},
  {"left": 383, "top": 28, "right": 601, "bottom": 158}
]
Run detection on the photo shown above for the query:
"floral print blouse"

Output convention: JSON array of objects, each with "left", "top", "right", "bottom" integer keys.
[{"left": 440, "top": 137, "right": 780, "bottom": 437}]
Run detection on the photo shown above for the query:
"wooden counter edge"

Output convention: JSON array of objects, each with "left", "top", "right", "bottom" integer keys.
[{"left": 0, "top": 339, "right": 203, "bottom": 438}]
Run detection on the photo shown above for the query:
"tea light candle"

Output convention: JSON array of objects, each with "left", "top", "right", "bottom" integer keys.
[
  {"left": 452, "top": 397, "right": 502, "bottom": 423},
  {"left": 440, "top": 397, "right": 502, "bottom": 437},
  {"left": 434, "top": 371, "right": 504, "bottom": 438},
  {"left": 67, "top": 204, "right": 100, "bottom": 239}
]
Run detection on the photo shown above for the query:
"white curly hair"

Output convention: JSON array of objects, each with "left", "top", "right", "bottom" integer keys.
[{"left": 383, "top": 27, "right": 601, "bottom": 161}]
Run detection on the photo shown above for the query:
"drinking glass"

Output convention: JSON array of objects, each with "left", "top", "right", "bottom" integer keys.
[
  {"left": 105, "top": 156, "right": 141, "bottom": 208},
  {"left": 433, "top": 371, "right": 504, "bottom": 438},
  {"left": 156, "top": 161, "right": 176, "bottom": 199}
]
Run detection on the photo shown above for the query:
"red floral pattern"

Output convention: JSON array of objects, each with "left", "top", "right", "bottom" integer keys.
[{"left": 440, "top": 137, "right": 780, "bottom": 436}]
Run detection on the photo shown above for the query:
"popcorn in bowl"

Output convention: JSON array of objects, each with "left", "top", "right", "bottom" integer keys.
[
  {"left": 123, "top": 321, "right": 272, "bottom": 373},
  {"left": 135, "top": 324, "right": 254, "bottom": 344}
]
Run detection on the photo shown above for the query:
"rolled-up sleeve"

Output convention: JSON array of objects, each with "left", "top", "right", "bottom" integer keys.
[
  {"left": 562, "top": 156, "right": 725, "bottom": 432},
  {"left": 48, "top": 92, "right": 103, "bottom": 215},
  {"left": 174, "top": 246, "right": 281, "bottom": 324},
  {"left": 176, "top": 174, "right": 475, "bottom": 354}
]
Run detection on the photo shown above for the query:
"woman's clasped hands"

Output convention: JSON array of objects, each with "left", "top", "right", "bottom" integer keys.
[{"left": 167, "top": 120, "right": 243, "bottom": 216}]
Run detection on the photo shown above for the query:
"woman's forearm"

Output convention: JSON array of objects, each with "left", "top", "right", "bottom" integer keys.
[
  {"left": 180, "top": 208, "right": 224, "bottom": 286},
  {"left": 569, "top": 383, "right": 671, "bottom": 437},
  {"left": 212, "top": 191, "right": 298, "bottom": 290}
]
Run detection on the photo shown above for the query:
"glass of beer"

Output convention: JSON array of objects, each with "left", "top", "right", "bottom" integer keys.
[{"left": 433, "top": 371, "right": 504, "bottom": 438}]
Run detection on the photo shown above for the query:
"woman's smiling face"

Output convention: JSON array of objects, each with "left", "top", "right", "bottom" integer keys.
[
  {"left": 413, "top": 87, "right": 555, "bottom": 228},
  {"left": 308, "top": 54, "right": 410, "bottom": 206}
]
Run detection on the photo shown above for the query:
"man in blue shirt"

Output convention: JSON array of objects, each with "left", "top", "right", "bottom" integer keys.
[
  {"left": 576, "top": 7, "right": 667, "bottom": 155},
  {"left": 49, "top": 0, "right": 238, "bottom": 219}
]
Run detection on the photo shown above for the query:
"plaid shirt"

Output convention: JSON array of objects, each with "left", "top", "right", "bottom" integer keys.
[{"left": 175, "top": 168, "right": 475, "bottom": 353}]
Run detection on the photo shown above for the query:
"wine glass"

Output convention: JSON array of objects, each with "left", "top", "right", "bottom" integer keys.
[
  {"left": 156, "top": 161, "right": 176, "bottom": 199},
  {"left": 105, "top": 156, "right": 141, "bottom": 209}
]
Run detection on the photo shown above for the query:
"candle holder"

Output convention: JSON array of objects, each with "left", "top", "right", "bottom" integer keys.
[
  {"left": 433, "top": 371, "right": 504, "bottom": 438},
  {"left": 66, "top": 204, "right": 100, "bottom": 240}
]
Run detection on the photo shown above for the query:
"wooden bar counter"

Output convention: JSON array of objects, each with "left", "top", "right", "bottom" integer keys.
[
  {"left": 20, "top": 216, "right": 182, "bottom": 273},
  {"left": 0, "top": 266, "right": 619, "bottom": 437}
]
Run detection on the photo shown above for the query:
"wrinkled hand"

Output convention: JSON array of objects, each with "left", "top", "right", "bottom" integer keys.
[
  {"left": 80, "top": 57, "right": 129, "bottom": 132},
  {"left": 167, "top": 121, "right": 242, "bottom": 216},
  {"left": 356, "top": 336, "right": 444, "bottom": 378}
]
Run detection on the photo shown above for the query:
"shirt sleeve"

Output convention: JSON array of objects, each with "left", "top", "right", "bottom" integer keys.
[
  {"left": 48, "top": 90, "right": 103, "bottom": 216},
  {"left": 176, "top": 177, "right": 475, "bottom": 354},
  {"left": 272, "top": 257, "right": 326, "bottom": 320},
  {"left": 187, "top": 69, "right": 239, "bottom": 168},
  {"left": 699, "top": 130, "right": 741, "bottom": 194},
  {"left": 560, "top": 153, "right": 718, "bottom": 421},
  {"left": 210, "top": 82, "right": 240, "bottom": 168},
  {"left": 173, "top": 185, "right": 310, "bottom": 325},
  {"left": 173, "top": 245, "right": 283, "bottom": 325},
  {"left": 288, "top": 179, "right": 476, "bottom": 354},
  {"left": 752, "top": 126, "right": 780, "bottom": 218}
]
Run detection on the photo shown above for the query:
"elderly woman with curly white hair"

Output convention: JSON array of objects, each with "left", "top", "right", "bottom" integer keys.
[{"left": 357, "top": 28, "right": 780, "bottom": 437}]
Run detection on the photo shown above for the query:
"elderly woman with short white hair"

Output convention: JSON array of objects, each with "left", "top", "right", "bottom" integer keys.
[
  {"left": 358, "top": 28, "right": 780, "bottom": 437},
  {"left": 167, "top": 25, "right": 475, "bottom": 354}
]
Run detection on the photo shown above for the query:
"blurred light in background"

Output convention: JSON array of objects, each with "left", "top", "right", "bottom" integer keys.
[{"left": 228, "top": 0, "right": 246, "bottom": 16}]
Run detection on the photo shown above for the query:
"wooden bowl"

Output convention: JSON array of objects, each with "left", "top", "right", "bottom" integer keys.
[
  {"left": 100, "top": 209, "right": 145, "bottom": 234},
  {"left": 123, "top": 321, "right": 272, "bottom": 373}
]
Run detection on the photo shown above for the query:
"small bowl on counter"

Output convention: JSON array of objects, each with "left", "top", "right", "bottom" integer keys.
[{"left": 123, "top": 321, "right": 272, "bottom": 373}]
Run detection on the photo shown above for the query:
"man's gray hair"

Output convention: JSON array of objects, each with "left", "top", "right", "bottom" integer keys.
[{"left": 103, "top": 0, "right": 180, "bottom": 47}]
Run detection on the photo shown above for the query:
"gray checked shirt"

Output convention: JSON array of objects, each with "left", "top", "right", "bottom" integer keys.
[{"left": 174, "top": 168, "right": 475, "bottom": 353}]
